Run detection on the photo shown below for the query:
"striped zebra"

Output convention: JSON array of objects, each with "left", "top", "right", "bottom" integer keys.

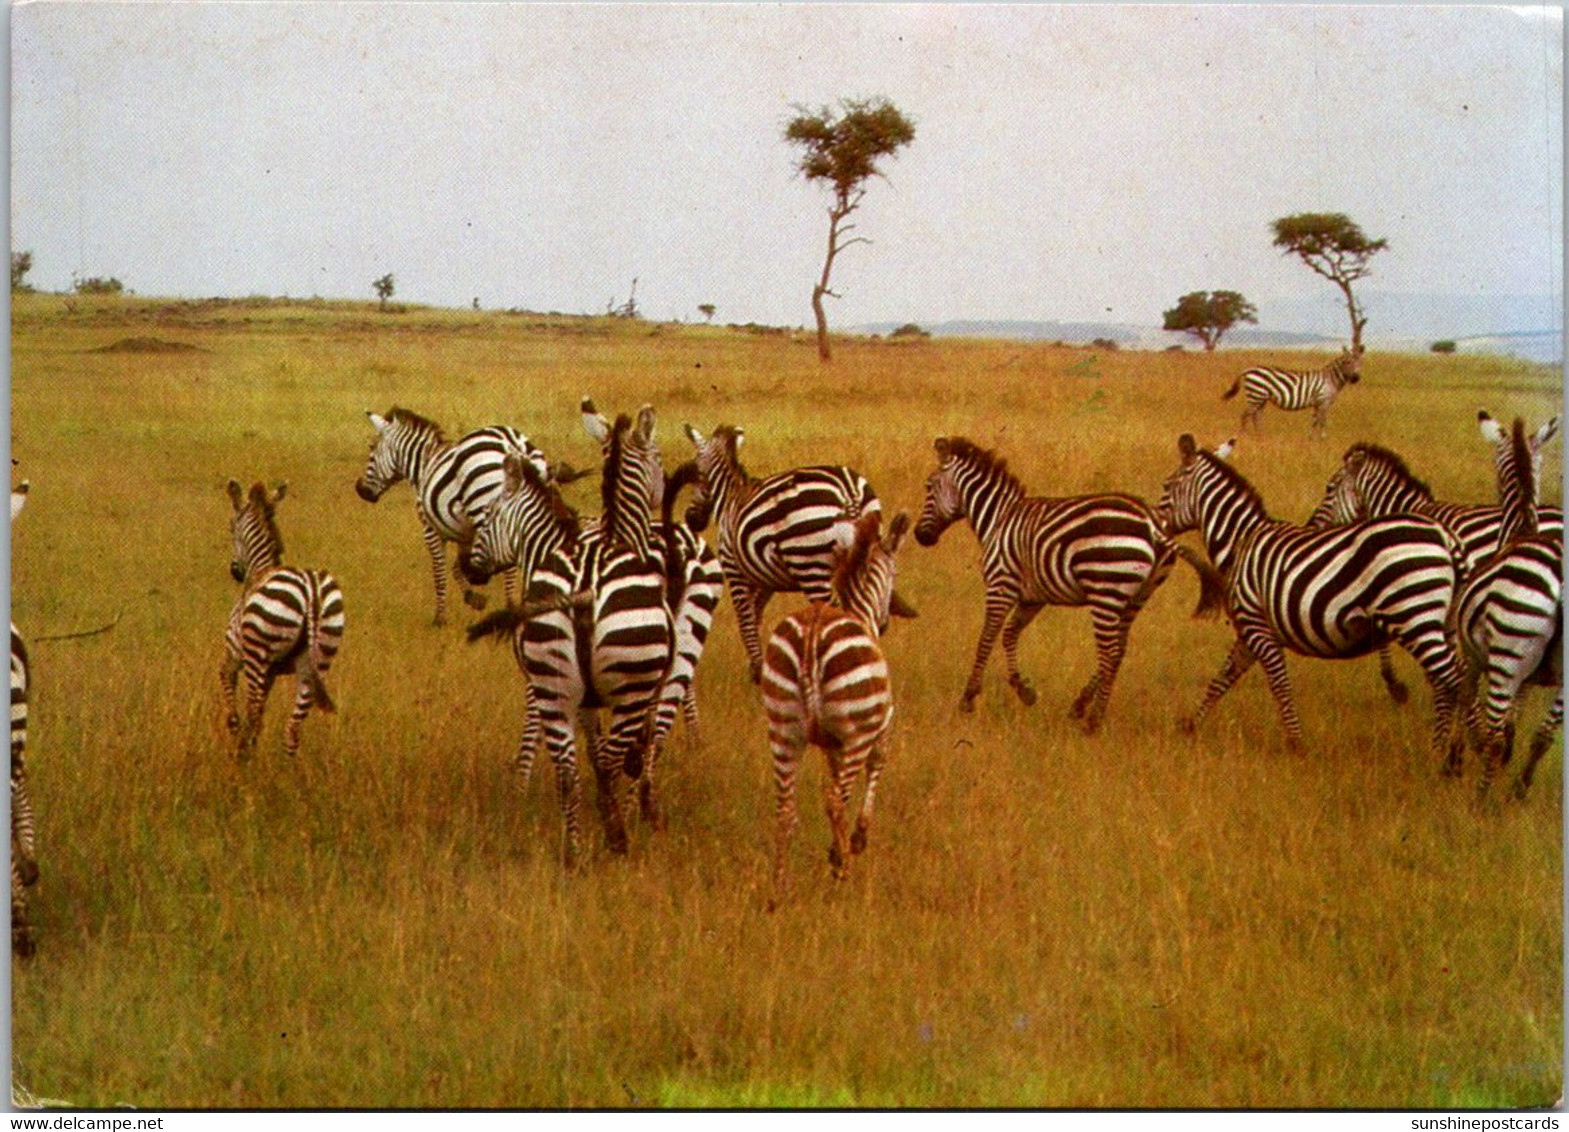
[
  {"left": 682, "top": 423, "right": 914, "bottom": 684},
  {"left": 1452, "top": 413, "right": 1562, "bottom": 799},
  {"left": 761, "top": 510, "right": 910, "bottom": 908},
  {"left": 356, "top": 408, "right": 549, "bottom": 625},
  {"left": 11, "top": 484, "right": 37, "bottom": 958},
  {"left": 1157, "top": 434, "right": 1465, "bottom": 764},
  {"left": 221, "top": 481, "right": 346, "bottom": 760},
  {"left": 1222, "top": 346, "right": 1363, "bottom": 436},
  {"left": 471, "top": 407, "right": 672, "bottom": 867},
  {"left": 1306, "top": 439, "right": 1565, "bottom": 704},
  {"left": 914, "top": 437, "right": 1219, "bottom": 731}
]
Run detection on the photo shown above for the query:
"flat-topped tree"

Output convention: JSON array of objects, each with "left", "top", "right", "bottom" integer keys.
[
  {"left": 1163, "top": 290, "right": 1258, "bottom": 351},
  {"left": 784, "top": 97, "right": 916, "bottom": 363},
  {"left": 1271, "top": 212, "right": 1387, "bottom": 352}
]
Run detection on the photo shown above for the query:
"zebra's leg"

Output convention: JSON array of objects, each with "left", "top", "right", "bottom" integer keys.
[
  {"left": 850, "top": 736, "right": 889, "bottom": 857},
  {"left": 454, "top": 540, "right": 489, "bottom": 613},
  {"left": 1242, "top": 630, "right": 1305, "bottom": 750},
  {"left": 1241, "top": 400, "right": 1263, "bottom": 433},
  {"left": 1181, "top": 637, "right": 1257, "bottom": 736},
  {"left": 544, "top": 718, "right": 585, "bottom": 871},
  {"left": 219, "top": 647, "right": 243, "bottom": 733},
  {"left": 1075, "top": 604, "right": 1134, "bottom": 734},
  {"left": 681, "top": 684, "right": 701, "bottom": 746},
  {"left": 10, "top": 862, "right": 32, "bottom": 958},
  {"left": 1312, "top": 402, "right": 1329, "bottom": 438},
  {"left": 503, "top": 566, "right": 521, "bottom": 610},
  {"left": 419, "top": 520, "right": 450, "bottom": 627},
  {"left": 767, "top": 725, "right": 805, "bottom": 911},
  {"left": 1377, "top": 645, "right": 1411, "bottom": 705},
  {"left": 961, "top": 593, "right": 1014, "bottom": 713},
  {"left": 1001, "top": 603, "right": 1044, "bottom": 707},
  {"left": 237, "top": 660, "right": 273, "bottom": 760},
  {"left": 729, "top": 579, "right": 770, "bottom": 684},
  {"left": 1395, "top": 621, "right": 1468, "bottom": 777},
  {"left": 282, "top": 671, "right": 315, "bottom": 758},
  {"left": 513, "top": 681, "right": 542, "bottom": 790},
  {"left": 590, "top": 708, "right": 632, "bottom": 855},
  {"left": 822, "top": 748, "right": 855, "bottom": 880},
  {"left": 10, "top": 754, "right": 34, "bottom": 956},
  {"left": 1515, "top": 692, "right": 1563, "bottom": 800}
]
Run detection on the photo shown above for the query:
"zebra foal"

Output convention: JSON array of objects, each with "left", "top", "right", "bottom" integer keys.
[
  {"left": 762, "top": 511, "right": 910, "bottom": 907},
  {"left": 1158, "top": 435, "right": 1464, "bottom": 765},
  {"left": 221, "top": 481, "right": 345, "bottom": 760},
  {"left": 1223, "top": 346, "right": 1363, "bottom": 436}
]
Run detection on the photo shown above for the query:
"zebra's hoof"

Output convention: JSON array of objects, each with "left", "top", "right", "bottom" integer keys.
[
  {"left": 958, "top": 695, "right": 978, "bottom": 715},
  {"left": 224, "top": 713, "right": 239, "bottom": 732},
  {"left": 1079, "top": 715, "right": 1103, "bottom": 737},
  {"left": 463, "top": 591, "right": 488, "bottom": 612},
  {"left": 1512, "top": 778, "right": 1533, "bottom": 802},
  {"left": 12, "top": 929, "right": 35, "bottom": 960},
  {"left": 622, "top": 752, "right": 644, "bottom": 779},
  {"left": 432, "top": 614, "right": 447, "bottom": 628},
  {"left": 1387, "top": 682, "right": 1410, "bottom": 706},
  {"left": 16, "top": 859, "right": 38, "bottom": 887},
  {"left": 1013, "top": 680, "right": 1038, "bottom": 708},
  {"left": 827, "top": 844, "right": 845, "bottom": 871},
  {"left": 1441, "top": 758, "right": 1464, "bottom": 778},
  {"left": 850, "top": 827, "right": 868, "bottom": 855},
  {"left": 1177, "top": 717, "right": 1197, "bottom": 735}
]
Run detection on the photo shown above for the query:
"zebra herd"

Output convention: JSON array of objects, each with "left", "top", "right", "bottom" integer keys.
[{"left": 7, "top": 382, "right": 1563, "bottom": 953}]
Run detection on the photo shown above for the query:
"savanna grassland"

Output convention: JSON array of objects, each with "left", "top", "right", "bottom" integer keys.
[{"left": 9, "top": 293, "right": 1563, "bottom": 1108}]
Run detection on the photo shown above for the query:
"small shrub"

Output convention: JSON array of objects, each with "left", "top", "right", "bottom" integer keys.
[
  {"left": 1090, "top": 337, "right": 1120, "bottom": 351},
  {"left": 1431, "top": 340, "right": 1457, "bottom": 354},
  {"left": 890, "top": 323, "right": 931, "bottom": 340},
  {"left": 73, "top": 275, "right": 124, "bottom": 295}
]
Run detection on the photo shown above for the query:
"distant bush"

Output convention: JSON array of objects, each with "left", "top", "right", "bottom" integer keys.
[
  {"left": 11, "top": 251, "right": 33, "bottom": 293},
  {"left": 890, "top": 323, "right": 930, "bottom": 339},
  {"left": 1430, "top": 340, "right": 1457, "bottom": 354},
  {"left": 73, "top": 275, "right": 124, "bottom": 295},
  {"left": 1090, "top": 337, "right": 1120, "bottom": 351}
]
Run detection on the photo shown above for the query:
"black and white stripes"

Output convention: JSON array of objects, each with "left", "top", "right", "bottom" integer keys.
[
  {"left": 220, "top": 481, "right": 346, "bottom": 760},
  {"left": 11, "top": 484, "right": 37, "bottom": 957},
  {"left": 1222, "top": 346, "right": 1363, "bottom": 436}
]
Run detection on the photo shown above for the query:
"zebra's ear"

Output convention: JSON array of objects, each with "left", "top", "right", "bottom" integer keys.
[
  {"left": 1344, "top": 447, "right": 1367, "bottom": 472},
  {"left": 10, "top": 484, "right": 27, "bottom": 523},
  {"left": 1534, "top": 416, "right": 1560, "bottom": 451},
  {"left": 272, "top": 483, "right": 288, "bottom": 505},
  {"left": 635, "top": 404, "right": 657, "bottom": 443},
  {"left": 581, "top": 397, "right": 611, "bottom": 445},
  {"left": 226, "top": 479, "right": 245, "bottom": 511},
  {"left": 366, "top": 411, "right": 389, "bottom": 434},
  {"left": 934, "top": 437, "right": 949, "bottom": 460},
  {"left": 883, "top": 511, "right": 911, "bottom": 554},
  {"left": 1178, "top": 434, "right": 1197, "bottom": 463},
  {"left": 684, "top": 423, "right": 705, "bottom": 448},
  {"left": 732, "top": 427, "right": 745, "bottom": 449},
  {"left": 502, "top": 449, "right": 528, "bottom": 494},
  {"left": 1214, "top": 438, "right": 1236, "bottom": 461},
  {"left": 1478, "top": 410, "right": 1505, "bottom": 448},
  {"left": 889, "top": 590, "right": 919, "bottom": 619}
]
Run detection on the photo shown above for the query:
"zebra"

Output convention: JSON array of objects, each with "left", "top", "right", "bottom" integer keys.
[
  {"left": 913, "top": 436, "right": 1221, "bottom": 732},
  {"left": 1156, "top": 434, "right": 1465, "bottom": 765},
  {"left": 1222, "top": 346, "right": 1363, "bottom": 436},
  {"left": 1451, "top": 412, "right": 1562, "bottom": 799},
  {"left": 682, "top": 422, "right": 914, "bottom": 684},
  {"left": 581, "top": 400, "right": 722, "bottom": 826},
  {"left": 470, "top": 407, "right": 672, "bottom": 868},
  {"left": 221, "top": 481, "right": 346, "bottom": 760},
  {"left": 761, "top": 510, "right": 910, "bottom": 908},
  {"left": 11, "top": 483, "right": 37, "bottom": 958},
  {"left": 356, "top": 408, "right": 549, "bottom": 625},
  {"left": 1306, "top": 438, "right": 1565, "bottom": 704}
]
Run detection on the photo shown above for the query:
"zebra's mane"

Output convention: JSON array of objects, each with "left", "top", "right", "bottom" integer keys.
[
  {"left": 1509, "top": 417, "right": 1537, "bottom": 521},
  {"left": 245, "top": 482, "right": 285, "bottom": 558},
  {"left": 832, "top": 512, "right": 883, "bottom": 601},
  {"left": 600, "top": 412, "right": 640, "bottom": 542},
  {"left": 713, "top": 426, "right": 754, "bottom": 483},
  {"left": 1197, "top": 451, "right": 1270, "bottom": 519},
  {"left": 386, "top": 407, "right": 445, "bottom": 440},
  {"left": 943, "top": 437, "right": 1024, "bottom": 496},
  {"left": 1346, "top": 443, "right": 1434, "bottom": 500}
]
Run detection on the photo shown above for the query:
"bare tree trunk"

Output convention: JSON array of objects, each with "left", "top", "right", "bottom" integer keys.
[
  {"left": 1338, "top": 279, "right": 1365, "bottom": 352},
  {"left": 812, "top": 206, "right": 846, "bottom": 364}
]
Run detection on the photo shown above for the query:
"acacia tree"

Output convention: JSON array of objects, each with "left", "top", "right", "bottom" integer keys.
[
  {"left": 1271, "top": 213, "right": 1387, "bottom": 351},
  {"left": 784, "top": 97, "right": 916, "bottom": 363},
  {"left": 10, "top": 251, "right": 33, "bottom": 293},
  {"left": 1162, "top": 290, "right": 1258, "bottom": 351},
  {"left": 372, "top": 273, "right": 395, "bottom": 311}
]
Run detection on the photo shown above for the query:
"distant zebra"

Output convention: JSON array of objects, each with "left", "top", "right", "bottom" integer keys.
[
  {"left": 914, "top": 437, "right": 1219, "bottom": 731},
  {"left": 356, "top": 408, "right": 548, "bottom": 625},
  {"left": 11, "top": 484, "right": 36, "bottom": 958},
  {"left": 1157, "top": 434, "right": 1465, "bottom": 765},
  {"left": 1306, "top": 439, "right": 1565, "bottom": 704},
  {"left": 1222, "top": 346, "right": 1363, "bottom": 435},
  {"left": 221, "top": 481, "right": 346, "bottom": 759},
  {"left": 471, "top": 408, "right": 672, "bottom": 867},
  {"left": 1452, "top": 412, "right": 1562, "bottom": 799},
  {"left": 761, "top": 511, "right": 910, "bottom": 907},
  {"left": 683, "top": 423, "right": 914, "bottom": 684}
]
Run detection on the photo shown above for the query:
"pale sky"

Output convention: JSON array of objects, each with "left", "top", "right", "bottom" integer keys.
[{"left": 10, "top": 2, "right": 1564, "bottom": 329}]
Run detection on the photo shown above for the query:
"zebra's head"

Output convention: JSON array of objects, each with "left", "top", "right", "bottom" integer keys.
[
  {"left": 10, "top": 481, "right": 27, "bottom": 524},
  {"left": 356, "top": 410, "right": 405, "bottom": 502},
  {"left": 1306, "top": 448, "right": 1371, "bottom": 528},
  {"left": 1479, "top": 409, "right": 1560, "bottom": 542},
  {"left": 1156, "top": 434, "right": 1235, "bottom": 536},
  {"left": 590, "top": 403, "right": 663, "bottom": 556},
  {"left": 914, "top": 438, "right": 966, "bottom": 547},
  {"left": 1339, "top": 345, "right": 1364, "bottom": 385},
  {"left": 227, "top": 479, "right": 287, "bottom": 583},
  {"left": 461, "top": 451, "right": 581, "bottom": 585},
  {"left": 682, "top": 423, "right": 745, "bottom": 530},
  {"left": 832, "top": 511, "right": 912, "bottom": 636}
]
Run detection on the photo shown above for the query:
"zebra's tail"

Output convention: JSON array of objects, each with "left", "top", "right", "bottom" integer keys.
[
  {"left": 465, "top": 592, "right": 595, "bottom": 644},
  {"left": 302, "top": 599, "right": 337, "bottom": 715},
  {"left": 1221, "top": 377, "right": 1242, "bottom": 401},
  {"left": 1174, "top": 544, "right": 1228, "bottom": 620}
]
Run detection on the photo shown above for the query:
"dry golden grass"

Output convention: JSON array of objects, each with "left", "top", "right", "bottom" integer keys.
[{"left": 9, "top": 294, "right": 1562, "bottom": 1107}]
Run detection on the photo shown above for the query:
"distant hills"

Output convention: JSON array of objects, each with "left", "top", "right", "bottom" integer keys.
[{"left": 856, "top": 290, "right": 1563, "bottom": 364}]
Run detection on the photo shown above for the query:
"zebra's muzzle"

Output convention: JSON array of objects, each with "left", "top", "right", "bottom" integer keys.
[
  {"left": 913, "top": 523, "right": 941, "bottom": 548},
  {"left": 230, "top": 561, "right": 245, "bottom": 583},
  {"left": 354, "top": 480, "right": 382, "bottom": 503}
]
